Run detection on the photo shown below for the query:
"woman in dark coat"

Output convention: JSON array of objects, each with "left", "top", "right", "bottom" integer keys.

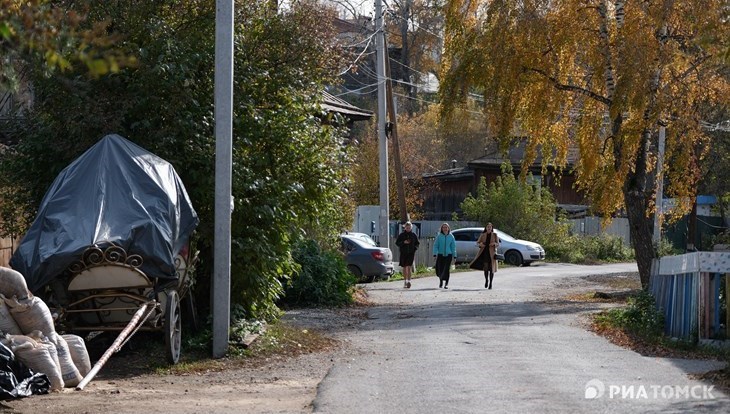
[
  {"left": 469, "top": 222, "right": 500, "bottom": 289},
  {"left": 395, "top": 222, "right": 419, "bottom": 288}
]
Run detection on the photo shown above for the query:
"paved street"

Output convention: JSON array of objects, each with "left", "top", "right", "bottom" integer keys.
[{"left": 313, "top": 263, "right": 729, "bottom": 413}]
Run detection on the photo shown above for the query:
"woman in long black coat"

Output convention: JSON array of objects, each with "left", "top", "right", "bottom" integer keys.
[{"left": 395, "top": 222, "right": 419, "bottom": 288}]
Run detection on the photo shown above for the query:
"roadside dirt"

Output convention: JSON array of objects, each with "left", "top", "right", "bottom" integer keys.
[{"left": 1, "top": 306, "right": 367, "bottom": 414}]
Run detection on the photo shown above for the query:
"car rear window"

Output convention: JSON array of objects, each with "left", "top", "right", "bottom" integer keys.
[{"left": 342, "top": 236, "right": 371, "bottom": 248}]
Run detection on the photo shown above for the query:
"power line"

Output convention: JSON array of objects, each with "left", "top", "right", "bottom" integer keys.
[
  {"left": 338, "top": 37, "right": 375, "bottom": 75},
  {"left": 389, "top": 56, "right": 431, "bottom": 78},
  {"left": 382, "top": 0, "right": 444, "bottom": 41},
  {"left": 334, "top": 82, "right": 383, "bottom": 96},
  {"left": 392, "top": 92, "right": 485, "bottom": 117},
  {"left": 342, "top": 30, "right": 378, "bottom": 49}
]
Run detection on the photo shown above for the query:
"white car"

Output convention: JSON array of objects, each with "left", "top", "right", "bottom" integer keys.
[{"left": 451, "top": 227, "right": 545, "bottom": 266}]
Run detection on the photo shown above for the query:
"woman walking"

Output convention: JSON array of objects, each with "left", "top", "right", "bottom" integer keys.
[
  {"left": 433, "top": 223, "right": 456, "bottom": 289},
  {"left": 395, "top": 222, "right": 419, "bottom": 288},
  {"left": 469, "top": 222, "right": 500, "bottom": 289}
]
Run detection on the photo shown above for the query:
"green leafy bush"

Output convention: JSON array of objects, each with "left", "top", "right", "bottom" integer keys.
[
  {"left": 460, "top": 163, "right": 633, "bottom": 264},
  {"left": 460, "top": 163, "right": 568, "bottom": 244},
  {"left": 657, "top": 237, "right": 683, "bottom": 257},
  {"left": 595, "top": 291, "right": 665, "bottom": 341},
  {"left": 281, "top": 240, "right": 355, "bottom": 307}
]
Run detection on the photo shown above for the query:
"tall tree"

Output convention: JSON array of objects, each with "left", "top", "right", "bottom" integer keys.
[{"left": 441, "top": 0, "right": 730, "bottom": 288}]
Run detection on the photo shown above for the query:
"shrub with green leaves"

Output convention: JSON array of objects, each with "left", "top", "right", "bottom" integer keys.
[
  {"left": 281, "top": 240, "right": 355, "bottom": 308},
  {"left": 596, "top": 291, "right": 665, "bottom": 341},
  {"left": 460, "top": 163, "right": 569, "bottom": 244}
]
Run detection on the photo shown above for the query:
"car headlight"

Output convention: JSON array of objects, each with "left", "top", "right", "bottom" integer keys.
[{"left": 526, "top": 245, "right": 538, "bottom": 251}]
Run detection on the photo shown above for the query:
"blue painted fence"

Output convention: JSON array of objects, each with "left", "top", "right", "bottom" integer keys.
[{"left": 649, "top": 252, "right": 729, "bottom": 340}]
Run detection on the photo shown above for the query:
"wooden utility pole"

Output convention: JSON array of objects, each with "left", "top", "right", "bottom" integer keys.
[{"left": 384, "top": 35, "right": 409, "bottom": 224}]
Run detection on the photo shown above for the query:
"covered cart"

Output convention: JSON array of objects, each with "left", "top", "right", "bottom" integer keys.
[{"left": 10, "top": 134, "right": 199, "bottom": 376}]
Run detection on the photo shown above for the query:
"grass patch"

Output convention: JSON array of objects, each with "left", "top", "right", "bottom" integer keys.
[{"left": 154, "top": 320, "right": 337, "bottom": 375}]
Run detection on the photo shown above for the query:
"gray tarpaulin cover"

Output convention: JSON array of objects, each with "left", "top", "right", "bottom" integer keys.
[{"left": 10, "top": 134, "right": 199, "bottom": 293}]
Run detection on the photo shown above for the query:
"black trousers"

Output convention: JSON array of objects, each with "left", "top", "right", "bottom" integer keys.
[{"left": 435, "top": 254, "right": 452, "bottom": 284}]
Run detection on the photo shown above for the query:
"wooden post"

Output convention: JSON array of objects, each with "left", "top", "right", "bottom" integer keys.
[
  {"left": 76, "top": 302, "right": 152, "bottom": 390},
  {"left": 383, "top": 35, "right": 409, "bottom": 224}
]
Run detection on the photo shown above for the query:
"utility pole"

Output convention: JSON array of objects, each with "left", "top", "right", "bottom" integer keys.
[
  {"left": 375, "top": 0, "right": 390, "bottom": 248},
  {"left": 384, "top": 34, "right": 409, "bottom": 224},
  {"left": 212, "top": 0, "right": 234, "bottom": 359},
  {"left": 652, "top": 125, "right": 666, "bottom": 250}
]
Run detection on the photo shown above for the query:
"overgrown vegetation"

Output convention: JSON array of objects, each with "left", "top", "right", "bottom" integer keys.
[
  {"left": 548, "top": 235, "right": 634, "bottom": 264},
  {"left": 594, "top": 291, "right": 665, "bottom": 342},
  {"left": 460, "top": 164, "right": 632, "bottom": 264},
  {"left": 281, "top": 240, "right": 356, "bottom": 308}
]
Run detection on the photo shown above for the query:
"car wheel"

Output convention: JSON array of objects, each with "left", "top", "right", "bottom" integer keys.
[
  {"left": 505, "top": 250, "right": 523, "bottom": 266},
  {"left": 347, "top": 265, "right": 367, "bottom": 282}
]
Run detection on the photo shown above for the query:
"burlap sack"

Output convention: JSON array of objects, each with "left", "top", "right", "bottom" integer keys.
[
  {"left": 0, "top": 267, "right": 30, "bottom": 300},
  {"left": 5, "top": 296, "right": 55, "bottom": 336},
  {"left": 48, "top": 332, "right": 83, "bottom": 387},
  {"left": 0, "top": 294, "right": 22, "bottom": 335},
  {"left": 6, "top": 333, "right": 64, "bottom": 391},
  {"left": 62, "top": 334, "right": 92, "bottom": 377}
]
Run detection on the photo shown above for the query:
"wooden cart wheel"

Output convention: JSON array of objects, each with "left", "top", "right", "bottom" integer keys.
[{"left": 164, "top": 290, "right": 182, "bottom": 364}]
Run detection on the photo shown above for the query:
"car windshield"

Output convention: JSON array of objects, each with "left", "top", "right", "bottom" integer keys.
[{"left": 494, "top": 229, "right": 516, "bottom": 242}]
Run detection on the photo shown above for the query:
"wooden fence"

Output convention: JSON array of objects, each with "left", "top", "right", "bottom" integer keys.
[
  {"left": 0, "top": 236, "right": 17, "bottom": 267},
  {"left": 649, "top": 252, "right": 729, "bottom": 341}
]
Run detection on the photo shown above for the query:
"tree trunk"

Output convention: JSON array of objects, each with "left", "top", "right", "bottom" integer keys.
[
  {"left": 623, "top": 128, "right": 657, "bottom": 289},
  {"left": 624, "top": 187, "right": 655, "bottom": 289}
]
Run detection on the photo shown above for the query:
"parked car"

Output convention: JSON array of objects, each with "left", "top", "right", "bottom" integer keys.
[
  {"left": 451, "top": 227, "right": 545, "bottom": 266},
  {"left": 340, "top": 233, "right": 394, "bottom": 282}
]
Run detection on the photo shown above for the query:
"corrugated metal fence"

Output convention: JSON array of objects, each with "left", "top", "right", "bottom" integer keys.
[{"left": 649, "top": 252, "right": 729, "bottom": 340}]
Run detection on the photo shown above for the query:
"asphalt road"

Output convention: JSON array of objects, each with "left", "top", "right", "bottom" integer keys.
[{"left": 313, "top": 263, "right": 730, "bottom": 413}]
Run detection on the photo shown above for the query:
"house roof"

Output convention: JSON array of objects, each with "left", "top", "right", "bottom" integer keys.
[
  {"left": 468, "top": 139, "right": 579, "bottom": 170},
  {"left": 422, "top": 167, "right": 474, "bottom": 181},
  {"left": 322, "top": 91, "right": 374, "bottom": 121}
]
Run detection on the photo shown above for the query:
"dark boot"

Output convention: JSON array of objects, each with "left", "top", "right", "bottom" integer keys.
[{"left": 488, "top": 273, "right": 494, "bottom": 289}]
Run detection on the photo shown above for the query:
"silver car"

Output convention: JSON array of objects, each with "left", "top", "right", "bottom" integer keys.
[
  {"left": 451, "top": 227, "right": 545, "bottom": 266},
  {"left": 340, "top": 234, "right": 394, "bottom": 282}
]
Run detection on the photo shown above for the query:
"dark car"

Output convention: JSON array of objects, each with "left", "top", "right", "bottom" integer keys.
[{"left": 340, "top": 234, "right": 394, "bottom": 282}]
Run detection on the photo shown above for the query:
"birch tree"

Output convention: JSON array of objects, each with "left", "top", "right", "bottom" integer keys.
[{"left": 440, "top": 0, "right": 730, "bottom": 288}]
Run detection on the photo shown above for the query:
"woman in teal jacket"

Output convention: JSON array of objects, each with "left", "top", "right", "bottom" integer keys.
[{"left": 433, "top": 223, "right": 456, "bottom": 288}]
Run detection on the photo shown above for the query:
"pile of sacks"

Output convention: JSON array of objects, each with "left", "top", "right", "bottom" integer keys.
[{"left": 0, "top": 266, "right": 91, "bottom": 391}]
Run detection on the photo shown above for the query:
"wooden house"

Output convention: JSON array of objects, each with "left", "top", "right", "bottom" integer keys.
[{"left": 421, "top": 141, "right": 587, "bottom": 220}]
